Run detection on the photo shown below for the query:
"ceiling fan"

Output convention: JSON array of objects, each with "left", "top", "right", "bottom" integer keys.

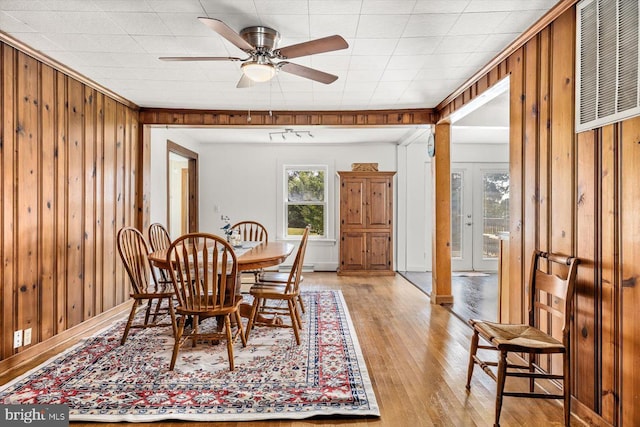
[{"left": 160, "top": 18, "right": 349, "bottom": 88}]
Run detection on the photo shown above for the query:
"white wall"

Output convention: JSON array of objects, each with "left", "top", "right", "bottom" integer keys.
[{"left": 149, "top": 127, "right": 507, "bottom": 273}]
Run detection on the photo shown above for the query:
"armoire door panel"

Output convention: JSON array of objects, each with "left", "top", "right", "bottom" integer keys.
[
  {"left": 367, "top": 178, "right": 392, "bottom": 228},
  {"left": 341, "top": 178, "right": 366, "bottom": 227},
  {"left": 367, "top": 233, "right": 391, "bottom": 270},
  {"left": 341, "top": 232, "right": 367, "bottom": 271}
]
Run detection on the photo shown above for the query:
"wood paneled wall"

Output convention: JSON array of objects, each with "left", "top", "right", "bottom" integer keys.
[
  {"left": 438, "top": 6, "right": 638, "bottom": 426},
  {"left": 0, "top": 42, "right": 139, "bottom": 361}
]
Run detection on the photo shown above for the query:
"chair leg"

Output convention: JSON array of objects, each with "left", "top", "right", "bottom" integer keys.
[
  {"left": 288, "top": 300, "right": 301, "bottom": 345},
  {"left": 168, "top": 299, "right": 178, "bottom": 340},
  {"left": 529, "top": 352, "right": 535, "bottom": 392},
  {"left": 120, "top": 300, "right": 140, "bottom": 345},
  {"left": 244, "top": 298, "right": 260, "bottom": 342},
  {"left": 169, "top": 316, "right": 186, "bottom": 370},
  {"left": 297, "top": 294, "right": 306, "bottom": 314},
  {"left": 466, "top": 330, "right": 479, "bottom": 390},
  {"left": 563, "top": 351, "right": 571, "bottom": 426},
  {"left": 494, "top": 351, "right": 508, "bottom": 427},
  {"left": 234, "top": 310, "right": 247, "bottom": 347},
  {"left": 224, "top": 315, "right": 235, "bottom": 371}
]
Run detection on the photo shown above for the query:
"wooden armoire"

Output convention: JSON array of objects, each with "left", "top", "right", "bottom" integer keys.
[{"left": 337, "top": 171, "right": 396, "bottom": 276}]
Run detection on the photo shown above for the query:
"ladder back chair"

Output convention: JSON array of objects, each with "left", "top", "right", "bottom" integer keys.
[
  {"left": 466, "top": 250, "right": 579, "bottom": 427},
  {"left": 147, "top": 222, "right": 173, "bottom": 284},
  {"left": 166, "top": 232, "right": 246, "bottom": 371},
  {"left": 231, "top": 220, "right": 268, "bottom": 285},
  {"left": 116, "top": 227, "right": 177, "bottom": 346},
  {"left": 245, "top": 226, "right": 310, "bottom": 345}
]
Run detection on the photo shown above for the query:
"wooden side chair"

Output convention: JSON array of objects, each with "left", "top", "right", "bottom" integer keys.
[
  {"left": 466, "top": 250, "right": 579, "bottom": 427},
  {"left": 231, "top": 220, "right": 268, "bottom": 285},
  {"left": 116, "top": 227, "right": 177, "bottom": 346},
  {"left": 245, "top": 226, "right": 310, "bottom": 345},
  {"left": 147, "top": 222, "right": 173, "bottom": 285},
  {"left": 166, "top": 232, "right": 246, "bottom": 371}
]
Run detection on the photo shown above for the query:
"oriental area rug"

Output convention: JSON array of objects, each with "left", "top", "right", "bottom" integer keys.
[{"left": 0, "top": 291, "right": 379, "bottom": 422}]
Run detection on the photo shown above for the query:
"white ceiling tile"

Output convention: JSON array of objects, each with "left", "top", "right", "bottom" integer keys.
[
  {"left": 386, "top": 55, "right": 428, "bottom": 70},
  {"left": 309, "top": 0, "right": 363, "bottom": 15},
  {"left": 253, "top": 0, "right": 309, "bottom": 15},
  {"left": 160, "top": 13, "right": 213, "bottom": 37},
  {"left": 361, "top": 0, "right": 416, "bottom": 14},
  {"left": 93, "top": 0, "right": 151, "bottom": 12},
  {"left": 435, "top": 34, "right": 488, "bottom": 54},
  {"left": 380, "top": 68, "right": 419, "bottom": 81},
  {"left": 148, "top": 0, "right": 204, "bottom": 13},
  {"left": 403, "top": 14, "right": 458, "bottom": 37},
  {"left": 412, "top": 0, "right": 471, "bottom": 14},
  {"left": 420, "top": 53, "right": 470, "bottom": 68},
  {"left": 259, "top": 15, "right": 310, "bottom": 38},
  {"left": 309, "top": 15, "right": 359, "bottom": 38},
  {"left": 199, "top": 0, "right": 257, "bottom": 15},
  {"left": 107, "top": 12, "right": 173, "bottom": 36},
  {"left": 352, "top": 39, "right": 398, "bottom": 56},
  {"left": 356, "top": 15, "right": 410, "bottom": 39},
  {"left": 0, "top": 0, "right": 558, "bottom": 111},
  {"left": 465, "top": 0, "right": 557, "bottom": 13},
  {"left": 448, "top": 12, "right": 510, "bottom": 36},
  {"left": 393, "top": 37, "right": 441, "bottom": 55},
  {"left": 0, "top": 11, "right": 37, "bottom": 32},
  {"left": 346, "top": 68, "right": 384, "bottom": 82}
]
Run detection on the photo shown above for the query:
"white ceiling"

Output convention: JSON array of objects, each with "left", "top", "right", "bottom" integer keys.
[{"left": 1, "top": 0, "right": 557, "bottom": 113}]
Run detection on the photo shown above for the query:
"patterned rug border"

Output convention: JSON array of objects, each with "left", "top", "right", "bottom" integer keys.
[{"left": 0, "top": 290, "right": 380, "bottom": 422}]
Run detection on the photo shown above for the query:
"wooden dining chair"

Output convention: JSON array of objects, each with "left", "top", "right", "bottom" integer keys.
[
  {"left": 147, "top": 222, "right": 173, "bottom": 285},
  {"left": 245, "top": 226, "right": 310, "bottom": 345},
  {"left": 166, "top": 232, "right": 246, "bottom": 371},
  {"left": 116, "top": 227, "right": 177, "bottom": 346},
  {"left": 466, "top": 250, "right": 579, "bottom": 427},
  {"left": 231, "top": 220, "right": 268, "bottom": 285}
]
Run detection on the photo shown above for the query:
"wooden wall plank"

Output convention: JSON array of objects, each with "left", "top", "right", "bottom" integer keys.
[
  {"left": 2, "top": 45, "right": 17, "bottom": 358},
  {"left": 39, "top": 63, "right": 56, "bottom": 343},
  {"left": 55, "top": 72, "right": 67, "bottom": 335},
  {"left": 102, "top": 97, "right": 116, "bottom": 310},
  {"left": 538, "top": 28, "right": 551, "bottom": 256},
  {"left": 83, "top": 87, "right": 96, "bottom": 320},
  {"left": 66, "top": 78, "right": 84, "bottom": 328},
  {"left": 620, "top": 115, "right": 640, "bottom": 427},
  {"left": 600, "top": 123, "right": 618, "bottom": 424},
  {"left": 95, "top": 93, "right": 104, "bottom": 314},
  {"left": 575, "top": 129, "right": 597, "bottom": 409},
  {"left": 115, "top": 104, "right": 125, "bottom": 305},
  {"left": 16, "top": 52, "right": 39, "bottom": 353},
  {"left": 508, "top": 47, "right": 525, "bottom": 324}
]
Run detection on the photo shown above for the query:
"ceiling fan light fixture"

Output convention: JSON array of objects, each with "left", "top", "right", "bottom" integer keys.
[{"left": 241, "top": 62, "right": 276, "bottom": 82}]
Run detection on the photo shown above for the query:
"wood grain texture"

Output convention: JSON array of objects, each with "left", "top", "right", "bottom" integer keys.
[
  {"left": 0, "top": 40, "right": 138, "bottom": 361},
  {"left": 436, "top": 4, "right": 639, "bottom": 424}
]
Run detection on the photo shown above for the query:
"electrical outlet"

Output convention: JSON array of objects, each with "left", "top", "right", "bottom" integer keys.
[
  {"left": 13, "top": 330, "right": 22, "bottom": 348},
  {"left": 23, "top": 328, "right": 32, "bottom": 346}
]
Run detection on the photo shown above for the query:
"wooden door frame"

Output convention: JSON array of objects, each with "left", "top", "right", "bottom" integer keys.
[{"left": 166, "top": 140, "right": 198, "bottom": 233}]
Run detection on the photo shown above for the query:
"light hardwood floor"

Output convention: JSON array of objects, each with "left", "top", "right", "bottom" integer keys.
[{"left": 9, "top": 273, "right": 581, "bottom": 426}]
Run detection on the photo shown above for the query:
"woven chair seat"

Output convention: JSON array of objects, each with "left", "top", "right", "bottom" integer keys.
[{"left": 469, "top": 320, "right": 564, "bottom": 352}]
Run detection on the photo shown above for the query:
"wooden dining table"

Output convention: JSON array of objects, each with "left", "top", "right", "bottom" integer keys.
[{"left": 147, "top": 240, "right": 295, "bottom": 273}]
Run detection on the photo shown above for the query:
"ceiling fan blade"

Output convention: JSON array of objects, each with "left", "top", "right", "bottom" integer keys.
[
  {"left": 159, "top": 56, "right": 243, "bottom": 61},
  {"left": 198, "top": 17, "right": 254, "bottom": 52},
  {"left": 236, "top": 73, "right": 255, "bottom": 88},
  {"left": 279, "top": 62, "right": 338, "bottom": 84},
  {"left": 275, "top": 35, "right": 348, "bottom": 59}
]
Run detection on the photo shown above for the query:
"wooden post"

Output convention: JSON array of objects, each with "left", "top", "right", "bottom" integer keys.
[{"left": 431, "top": 123, "right": 453, "bottom": 304}]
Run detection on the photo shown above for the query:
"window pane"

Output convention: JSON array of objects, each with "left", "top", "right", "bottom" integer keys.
[
  {"left": 482, "top": 171, "right": 510, "bottom": 259},
  {"left": 287, "top": 170, "right": 325, "bottom": 202},
  {"left": 287, "top": 204, "right": 324, "bottom": 236},
  {"left": 451, "top": 172, "right": 463, "bottom": 258}
]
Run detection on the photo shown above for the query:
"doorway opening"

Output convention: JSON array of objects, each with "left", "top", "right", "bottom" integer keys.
[{"left": 167, "top": 140, "right": 199, "bottom": 236}]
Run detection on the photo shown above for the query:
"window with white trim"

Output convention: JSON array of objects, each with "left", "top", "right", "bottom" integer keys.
[{"left": 284, "top": 165, "right": 328, "bottom": 238}]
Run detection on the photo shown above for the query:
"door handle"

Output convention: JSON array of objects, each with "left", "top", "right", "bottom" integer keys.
[{"left": 465, "top": 222, "right": 473, "bottom": 226}]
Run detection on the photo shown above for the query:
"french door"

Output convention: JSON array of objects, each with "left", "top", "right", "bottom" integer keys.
[{"left": 451, "top": 163, "right": 509, "bottom": 271}]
